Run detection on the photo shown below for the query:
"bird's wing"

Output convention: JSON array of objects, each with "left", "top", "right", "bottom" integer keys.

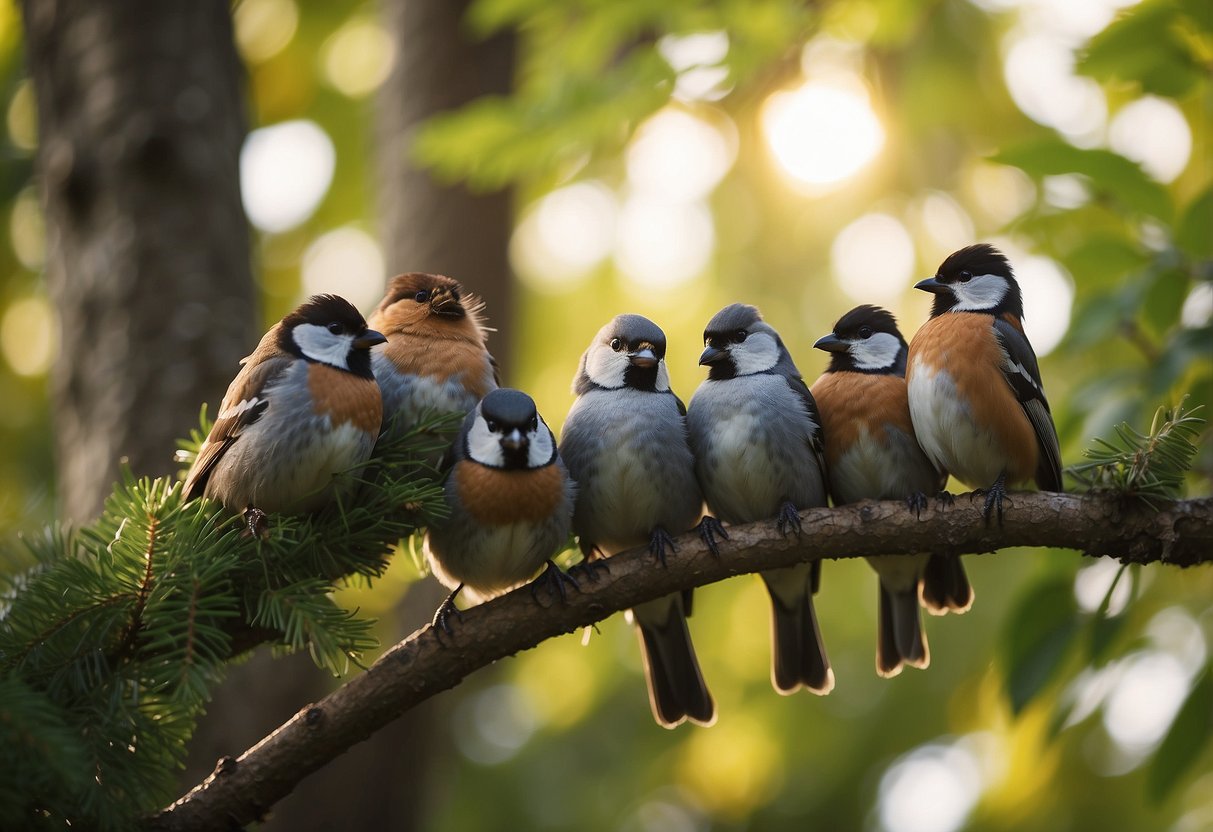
[
  {"left": 183, "top": 355, "right": 291, "bottom": 500},
  {"left": 783, "top": 373, "right": 829, "bottom": 482},
  {"left": 993, "top": 317, "right": 1062, "bottom": 491}
]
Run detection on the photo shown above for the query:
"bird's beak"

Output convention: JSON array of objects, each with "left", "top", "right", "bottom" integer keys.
[
  {"left": 500, "top": 428, "right": 526, "bottom": 451},
  {"left": 698, "top": 345, "right": 727, "bottom": 365},
  {"left": 914, "top": 277, "right": 947, "bottom": 294},
  {"left": 813, "top": 333, "right": 847, "bottom": 353},
  {"left": 629, "top": 347, "right": 658, "bottom": 368},
  {"left": 429, "top": 287, "right": 466, "bottom": 318},
  {"left": 353, "top": 329, "right": 387, "bottom": 349}
]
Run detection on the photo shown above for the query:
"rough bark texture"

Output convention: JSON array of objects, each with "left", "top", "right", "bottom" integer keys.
[
  {"left": 21, "top": 0, "right": 255, "bottom": 522},
  {"left": 375, "top": 0, "right": 515, "bottom": 372},
  {"left": 148, "top": 492, "right": 1213, "bottom": 831}
]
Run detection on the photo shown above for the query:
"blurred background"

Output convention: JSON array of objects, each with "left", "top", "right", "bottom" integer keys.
[{"left": 1, "top": 0, "right": 1211, "bottom": 830}]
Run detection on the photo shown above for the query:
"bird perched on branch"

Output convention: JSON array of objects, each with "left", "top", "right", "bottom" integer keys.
[
  {"left": 183, "top": 294, "right": 386, "bottom": 535},
  {"left": 560, "top": 314, "right": 718, "bottom": 729},
  {"left": 687, "top": 303, "right": 833, "bottom": 695},
  {"left": 368, "top": 272, "right": 498, "bottom": 439},
  {"left": 811, "top": 305, "right": 971, "bottom": 678},
  {"left": 425, "top": 388, "right": 576, "bottom": 632},
  {"left": 907, "top": 244, "right": 1063, "bottom": 522}
]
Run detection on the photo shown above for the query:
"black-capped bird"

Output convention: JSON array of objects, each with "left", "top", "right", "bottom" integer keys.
[
  {"left": 687, "top": 303, "right": 834, "bottom": 695},
  {"left": 183, "top": 294, "right": 386, "bottom": 533},
  {"left": 560, "top": 314, "right": 717, "bottom": 729},
  {"left": 906, "top": 244, "right": 1063, "bottom": 521},
  {"left": 811, "top": 305, "right": 972, "bottom": 677},
  {"left": 425, "top": 388, "right": 576, "bottom": 632}
]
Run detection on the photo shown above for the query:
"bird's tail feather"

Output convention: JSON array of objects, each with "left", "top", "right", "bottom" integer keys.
[
  {"left": 761, "top": 564, "right": 833, "bottom": 695},
  {"left": 633, "top": 594, "right": 715, "bottom": 729},
  {"left": 921, "top": 553, "right": 974, "bottom": 615},
  {"left": 877, "top": 582, "right": 929, "bottom": 677}
]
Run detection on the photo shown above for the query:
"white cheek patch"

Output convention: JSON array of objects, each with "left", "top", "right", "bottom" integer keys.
[
  {"left": 731, "top": 332, "right": 780, "bottom": 375},
  {"left": 950, "top": 274, "right": 1008, "bottom": 312},
  {"left": 527, "top": 423, "right": 556, "bottom": 468},
  {"left": 584, "top": 344, "right": 631, "bottom": 389},
  {"left": 292, "top": 323, "right": 354, "bottom": 369},
  {"left": 850, "top": 332, "right": 902, "bottom": 371},
  {"left": 465, "top": 415, "right": 504, "bottom": 467}
]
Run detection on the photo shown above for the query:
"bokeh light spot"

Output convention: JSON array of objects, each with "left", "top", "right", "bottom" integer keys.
[
  {"left": 1181, "top": 283, "right": 1212, "bottom": 329},
  {"left": 1073, "top": 558, "right": 1131, "bottom": 615},
  {"left": 6, "top": 80, "right": 36, "bottom": 152},
  {"left": 1, "top": 296, "right": 57, "bottom": 378},
  {"left": 762, "top": 81, "right": 884, "bottom": 188},
  {"left": 321, "top": 16, "right": 395, "bottom": 98},
  {"left": 1003, "top": 31, "right": 1106, "bottom": 146},
  {"left": 511, "top": 181, "right": 616, "bottom": 293},
  {"left": 614, "top": 195, "right": 714, "bottom": 291},
  {"left": 659, "top": 31, "right": 731, "bottom": 102},
  {"left": 831, "top": 213, "right": 916, "bottom": 303},
  {"left": 234, "top": 0, "right": 299, "bottom": 64},
  {"left": 240, "top": 120, "right": 335, "bottom": 233},
  {"left": 627, "top": 108, "right": 736, "bottom": 202},
  {"left": 300, "top": 227, "right": 385, "bottom": 312},
  {"left": 1108, "top": 96, "right": 1192, "bottom": 183},
  {"left": 1102, "top": 651, "right": 1189, "bottom": 753},
  {"left": 878, "top": 742, "right": 983, "bottom": 832},
  {"left": 452, "top": 684, "right": 538, "bottom": 766},
  {"left": 1007, "top": 250, "right": 1074, "bottom": 356},
  {"left": 10, "top": 188, "right": 46, "bottom": 270}
]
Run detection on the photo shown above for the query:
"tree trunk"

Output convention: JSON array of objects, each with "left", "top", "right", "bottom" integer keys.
[
  {"left": 21, "top": 0, "right": 255, "bottom": 522},
  {"left": 375, "top": 0, "right": 516, "bottom": 371}
]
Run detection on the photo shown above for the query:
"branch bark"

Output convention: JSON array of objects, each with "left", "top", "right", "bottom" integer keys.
[{"left": 149, "top": 491, "right": 1213, "bottom": 831}]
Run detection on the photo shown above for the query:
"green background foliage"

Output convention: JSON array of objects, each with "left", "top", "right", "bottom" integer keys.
[{"left": 0, "top": 0, "right": 1210, "bottom": 829}]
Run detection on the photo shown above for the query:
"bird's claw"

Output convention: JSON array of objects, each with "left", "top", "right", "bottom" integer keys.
[
  {"left": 697, "top": 516, "right": 729, "bottom": 558},
  {"left": 972, "top": 472, "right": 1008, "bottom": 525},
  {"left": 531, "top": 560, "right": 580, "bottom": 605},
  {"left": 432, "top": 587, "right": 464, "bottom": 636},
  {"left": 570, "top": 558, "right": 610, "bottom": 583},
  {"left": 935, "top": 490, "right": 955, "bottom": 508},
  {"left": 241, "top": 506, "right": 270, "bottom": 539},
  {"left": 776, "top": 501, "right": 802, "bottom": 537},
  {"left": 906, "top": 492, "right": 929, "bottom": 519},
  {"left": 649, "top": 527, "right": 677, "bottom": 567}
]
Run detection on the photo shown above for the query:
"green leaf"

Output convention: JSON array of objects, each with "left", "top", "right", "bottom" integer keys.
[
  {"left": 1088, "top": 563, "right": 1130, "bottom": 664},
  {"left": 1147, "top": 668, "right": 1213, "bottom": 802},
  {"left": 1143, "top": 267, "right": 1192, "bottom": 336},
  {"left": 992, "top": 140, "right": 1173, "bottom": 222},
  {"left": 1077, "top": 1, "right": 1206, "bottom": 97},
  {"left": 1177, "top": 188, "right": 1213, "bottom": 259},
  {"left": 1000, "top": 574, "right": 1082, "bottom": 715}
]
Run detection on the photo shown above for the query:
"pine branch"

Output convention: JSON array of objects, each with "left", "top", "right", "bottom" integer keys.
[{"left": 148, "top": 490, "right": 1213, "bottom": 832}]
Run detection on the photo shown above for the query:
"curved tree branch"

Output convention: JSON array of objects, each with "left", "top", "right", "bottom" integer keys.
[{"left": 149, "top": 491, "right": 1213, "bottom": 831}]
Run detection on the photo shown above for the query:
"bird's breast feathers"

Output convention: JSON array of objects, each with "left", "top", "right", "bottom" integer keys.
[
  {"left": 907, "top": 314, "right": 1038, "bottom": 485},
  {"left": 453, "top": 460, "right": 568, "bottom": 526},
  {"left": 306, "top": 363, "right": 383, "bottom": 434}
]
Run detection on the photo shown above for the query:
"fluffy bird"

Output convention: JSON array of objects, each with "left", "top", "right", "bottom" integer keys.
[
  {"left": 560, "top": 314, "right": 717, "bottom": 729},
  {"left": 907, "top": 244, "right": 1063, "bottom": 521},
  {"left": 687, "top": 303, "right": 834, "bottom": 695},
  {"left": 368, "top": 272, "right": 498, "bottom": 436},
  {"left": 424, "top": 388, "right": 576, "bottom": 631},
  {"left": 183, "top": 294, "right": 386, "bottom": 532},
  {"left": 811, "top": 305, "right": 971, "bottom": 678}
]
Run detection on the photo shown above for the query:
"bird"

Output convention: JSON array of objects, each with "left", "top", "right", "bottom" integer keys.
[
  {"left": 424, "top": 388, "right": 577, "bottom": 632},
  {"left": 559, "top": 314, "right": 718, "bottom": 729},
  {"left": 906, "top": 243, "right": 1063, "bottom": 523},
  {"left": 183, "top": 294, "right": 386, "bottom": 534},
  {"left": 686, "top": 303, "right": 834, "bottom": 695},
  {"left": 810, "top": 305, "right": 972, "bottom": 678},
  {"left": 367, "top": 272, "right": 498, "bottom": 440}
]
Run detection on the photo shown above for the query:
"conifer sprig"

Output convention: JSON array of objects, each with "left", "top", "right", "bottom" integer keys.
[{"left": 1068, "top": 399, "right": 1205, "bottom": 505}]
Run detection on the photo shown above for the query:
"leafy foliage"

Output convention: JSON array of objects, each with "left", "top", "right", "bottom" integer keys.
[{"left": 0, "top": 415, "right": 454, "bottom": 829}]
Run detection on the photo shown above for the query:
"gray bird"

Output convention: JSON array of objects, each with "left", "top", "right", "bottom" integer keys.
[
  {"left": 811, "top": 305, "right": 972, "bottom": 678},
  {"left": 425, "top": 388, "right": 576, "bottom": 631},
  {"left": 686, "top": 303, "right": 834, "bottom": 695},
  {"left": 560, "top": 314, "right": 717, "bottom": 728}
]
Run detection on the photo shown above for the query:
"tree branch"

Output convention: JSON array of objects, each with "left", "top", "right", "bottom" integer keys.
[{"left": 148, "top": 491, "right": 1213, "bottom": 831}]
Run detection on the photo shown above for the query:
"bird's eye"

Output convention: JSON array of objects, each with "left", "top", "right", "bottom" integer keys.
[
  {"left": 732, "top": 330, "right": 747, "bottom": 343},
  {"left": 609, "top": 338, "right": 623, "bottom": 352},
  {"left": 486, "top": 419, "right": 498, "bottom": 432},
  {"left": 858, "top": 326, "right": 872, "bottom": 339},
  {"left": 958, "top": 271, "right": 972, "bottom": 283},
  {"left": 327, "top": 322, "right": 342, "bottom": 334},
  {"left": 414, "top": 290, "right": 431, "bottom": 303}
]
